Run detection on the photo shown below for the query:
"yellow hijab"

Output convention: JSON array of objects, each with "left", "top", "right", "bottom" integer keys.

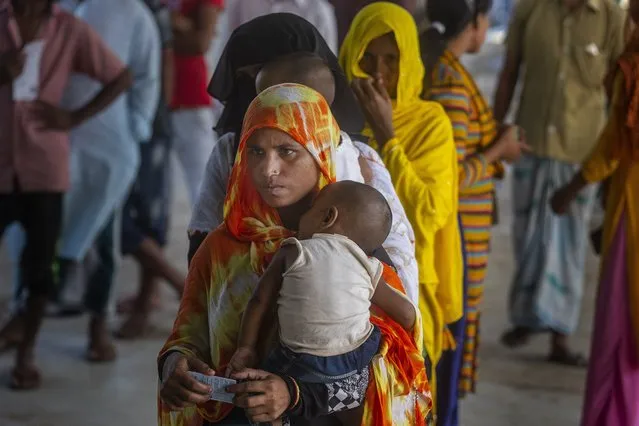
[
  {"left": 339, "top": 1, "right": 430, "bottom": 139},
  {"left": 339, "top": 1, "right": 463, "bottom": 380}
]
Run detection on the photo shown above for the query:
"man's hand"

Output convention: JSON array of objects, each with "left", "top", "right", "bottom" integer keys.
[
  {"left": 34, "top": 101, "right": 79, "bottom": 131},
  {"left": 0, "top": 50, "right": 26, "bottom": 83}
]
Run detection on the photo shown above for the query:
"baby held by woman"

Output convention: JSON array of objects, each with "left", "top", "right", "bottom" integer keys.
[{"left": 228, "top": 180, "right": 417, "bottom": 424}]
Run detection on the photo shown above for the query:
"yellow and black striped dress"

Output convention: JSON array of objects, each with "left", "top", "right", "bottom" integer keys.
[{"left": 427, "top": 50, "right": 504, "bottom": 394}]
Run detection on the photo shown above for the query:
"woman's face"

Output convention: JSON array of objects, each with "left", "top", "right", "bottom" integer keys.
[
  {"left": 359, "top": 33, "right": 400, "bottom": 98},
  {"left": 468, "top": 14, "right": 490, "bottom": 54},
  {"left": 247, "top": 128, "right": 320, "bottom": 209}
]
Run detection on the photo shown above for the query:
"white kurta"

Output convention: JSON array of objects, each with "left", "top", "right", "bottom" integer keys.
[{"left": 56, "top": 0, "right": 161, "bottom": 260}]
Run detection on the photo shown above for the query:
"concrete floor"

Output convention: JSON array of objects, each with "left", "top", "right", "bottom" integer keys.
[{"left": 0, "top": 43, "right": 601, "bottom": 426}]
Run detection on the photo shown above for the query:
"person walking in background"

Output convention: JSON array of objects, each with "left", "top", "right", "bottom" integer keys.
[
  {"left": 493, "top": 0, "right": 626, "bottom": 366},
  {"left": 550, "top": 1, "right": 639, "bottom": 421},
  {"left": 1, "top": 0, "right": 161, "bottom": 363},
  {"left": 115, "top": 0, "right": 187, "bottom": 340},
  {"left": 56, "top": 0, "right": 160, "bottom": 362},
  {"left": 220, "top": 0, "right": 338, "bottom": 53},
  {"left": 421, "top": 0, "right": 530, "bottom": 422},
  {"left": 171, "top": 0, "right": 223, "bottom": 205},
  {"left": 0, "top": 0, "right": 131, "bottom": 388}
]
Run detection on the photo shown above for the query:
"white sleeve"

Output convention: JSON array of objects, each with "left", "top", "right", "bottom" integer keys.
[
  {"left": 353, "top": 141, "right": 419, "bottom": 305},
  {"left": 335, "top": 132, "right": 365, "bottom": 183},
  {"left": 188, "top": 132, "right": 236, "bottom": 233}
]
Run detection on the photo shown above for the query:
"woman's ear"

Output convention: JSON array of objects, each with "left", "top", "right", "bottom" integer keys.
[{"left": 320, "top": 206, "right": 339, "bottom": 230}]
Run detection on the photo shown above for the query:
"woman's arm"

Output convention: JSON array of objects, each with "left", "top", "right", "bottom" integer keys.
[
  {"left": 429, "top": 79, "right": 500, "bottom": 189},
  {"left": 159, "top": 234, "right": 214, "bottom": 375},
  {"left": 380, "top": 110, "right": 457, "bottom": 234},
  {"left": 172, "top": 1, "right": 222, "bottom": 56}
]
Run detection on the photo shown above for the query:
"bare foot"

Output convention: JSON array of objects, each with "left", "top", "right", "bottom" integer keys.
[
  {"left": 10, "top": 362, "right": 41, "bottom": 390},
  {"left": 0, "top": 314, "right": 26, "bottom": 352},
  {"left": 87, "top": 317, "right": 117, "bottom": 363},
  {"left": 116, "top": 293, "right": 162, "bottom": 314},
  {"left": 115, "top": 312, "right": 150, "bottom": 340}
]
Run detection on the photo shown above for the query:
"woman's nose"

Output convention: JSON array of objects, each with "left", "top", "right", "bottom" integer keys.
[
  {"left": 261, "top": 152, "right": 281, "bottom": 177},
  {"left": 373, "top": 57, "right": 387, "bottom": 75}
]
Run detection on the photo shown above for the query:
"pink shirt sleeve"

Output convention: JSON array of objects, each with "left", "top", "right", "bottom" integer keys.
[{"left": 72, "top": 20, "right": 126, "bottom": 84}]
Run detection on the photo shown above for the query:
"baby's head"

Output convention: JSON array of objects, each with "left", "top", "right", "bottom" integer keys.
[
  {"left": 255, "top": 51, "right": 336, "bottom": 104},
  {"left": 298, "top": 181, "right": 392, "bottom": 255}
]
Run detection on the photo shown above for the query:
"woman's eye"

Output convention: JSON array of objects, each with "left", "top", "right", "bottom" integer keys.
[
  {"left": 279, "top": 148, "right": 296, "bottom": 157},
  {"left": 248, "top": 147, "right": 264, "bottom": 156}
]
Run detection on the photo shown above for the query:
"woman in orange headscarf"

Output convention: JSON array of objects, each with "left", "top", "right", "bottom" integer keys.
[
  {"left": 551, "top": 2, "right": 639, "bottom": 423},
  {"left": 156, "top": 83, "right": 431, "bottom": 425}
]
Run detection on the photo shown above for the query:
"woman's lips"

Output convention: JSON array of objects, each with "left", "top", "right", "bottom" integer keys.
[{"left": 265, "top": 185, "right": 286, "bottom": 196}]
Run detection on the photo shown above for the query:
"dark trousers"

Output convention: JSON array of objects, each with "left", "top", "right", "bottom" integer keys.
[
  {"left": 84, "top": 213, "right": 116, "bottom": 316},
  {"left": 435, "top": 214, "right": 468, "bottom": 426},
  {"left": 0, "top": 189, "right": 63, "bottom": 298}
]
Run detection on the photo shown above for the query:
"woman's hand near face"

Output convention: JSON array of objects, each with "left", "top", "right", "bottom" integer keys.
[
  {"left": 159, "top": 353, "right": 215, "bottom": 411},
  {"left": 228, "top": 369, "right": 291, "bottom": 423},
  {"left": 351, "top": 74, "right": 395, "bottom": 148}
]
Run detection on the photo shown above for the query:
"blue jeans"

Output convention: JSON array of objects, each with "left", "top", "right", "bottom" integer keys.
[{"left": 264, "top": 327, "right": 381, "bottom": 384}]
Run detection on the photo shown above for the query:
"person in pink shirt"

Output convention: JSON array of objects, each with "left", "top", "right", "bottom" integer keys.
[
  {"left": 170, "top": 0, "right": 224, "bottom": 205},
  {"left": 0, "top": 0, "right": 130, "bottom": 390}
]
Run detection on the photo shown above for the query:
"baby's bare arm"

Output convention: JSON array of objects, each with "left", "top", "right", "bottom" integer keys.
[
  {"left": 237, "top": 245, "right": 296, "bottom": 350},
  {"left": 371, "top": 279, "right": 417, "bottom": 331}
]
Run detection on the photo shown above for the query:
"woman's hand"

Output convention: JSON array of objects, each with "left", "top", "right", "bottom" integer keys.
[
  {"left": 493, "top": 125, "right": 531, "bottom": 163},
  {"left": 550, "top": 186, "right": 576, "bottom": 215},
  {"left": 228, "top": 369, "right": 291, "bottom": 423},
  {"left": 351, "top": 75, "right": 395, "bottom": 148},
  {"left": 550, "top": 172, "right": 588, "bottom": 216},
  {"left": 159, "top": 353, "right": 215, "bottom": 411},
  {"left": 225, "top": 346, "right": 258, "bottom": 377}
]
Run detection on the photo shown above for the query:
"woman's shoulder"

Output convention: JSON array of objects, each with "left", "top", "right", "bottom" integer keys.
[
  {"left": 431, "top": 58, "right": 466, "bottom": 87},
  {"left": 416, "top": 100, "right": 451, "bottom": 124},
  {"left": 193, "top": 225, "right": 252, "bottom": 270}
]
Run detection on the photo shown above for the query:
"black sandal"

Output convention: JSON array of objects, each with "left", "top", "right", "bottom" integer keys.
[
  {"left": 500, "top": 327, "right": 532, "bottom": 348},
  {"left": 547, "top": 350, "right": 588, "bottom": 368}
]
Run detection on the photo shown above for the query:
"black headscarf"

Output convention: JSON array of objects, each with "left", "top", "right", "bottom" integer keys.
[
  {"left": 420, "top": 0, "right": 492, "bottom": 90},
  {"left": 208, "top": 13, "right": 365, "bottom": 148}
]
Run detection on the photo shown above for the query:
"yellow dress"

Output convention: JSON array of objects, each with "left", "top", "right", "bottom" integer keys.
[{"left": 339, "top": 2, "right": 464, "bottom": 399}]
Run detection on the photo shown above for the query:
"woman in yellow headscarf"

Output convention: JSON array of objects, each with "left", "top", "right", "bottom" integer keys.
[{"left": 339, "top": 1, "right": 464, "bottom": 400}]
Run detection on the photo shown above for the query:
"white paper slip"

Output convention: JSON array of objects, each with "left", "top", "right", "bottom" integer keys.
[
  {"left": 189, "top": 372, "right": 237, "bottom": 404},
  {"left": 12, "top": 40, "right": 45, "bottom": 102}
]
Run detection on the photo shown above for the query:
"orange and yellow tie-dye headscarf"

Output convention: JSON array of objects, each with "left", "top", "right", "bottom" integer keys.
[{"left": 223, "top": 83, "right": 340, "bottom": 274}]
